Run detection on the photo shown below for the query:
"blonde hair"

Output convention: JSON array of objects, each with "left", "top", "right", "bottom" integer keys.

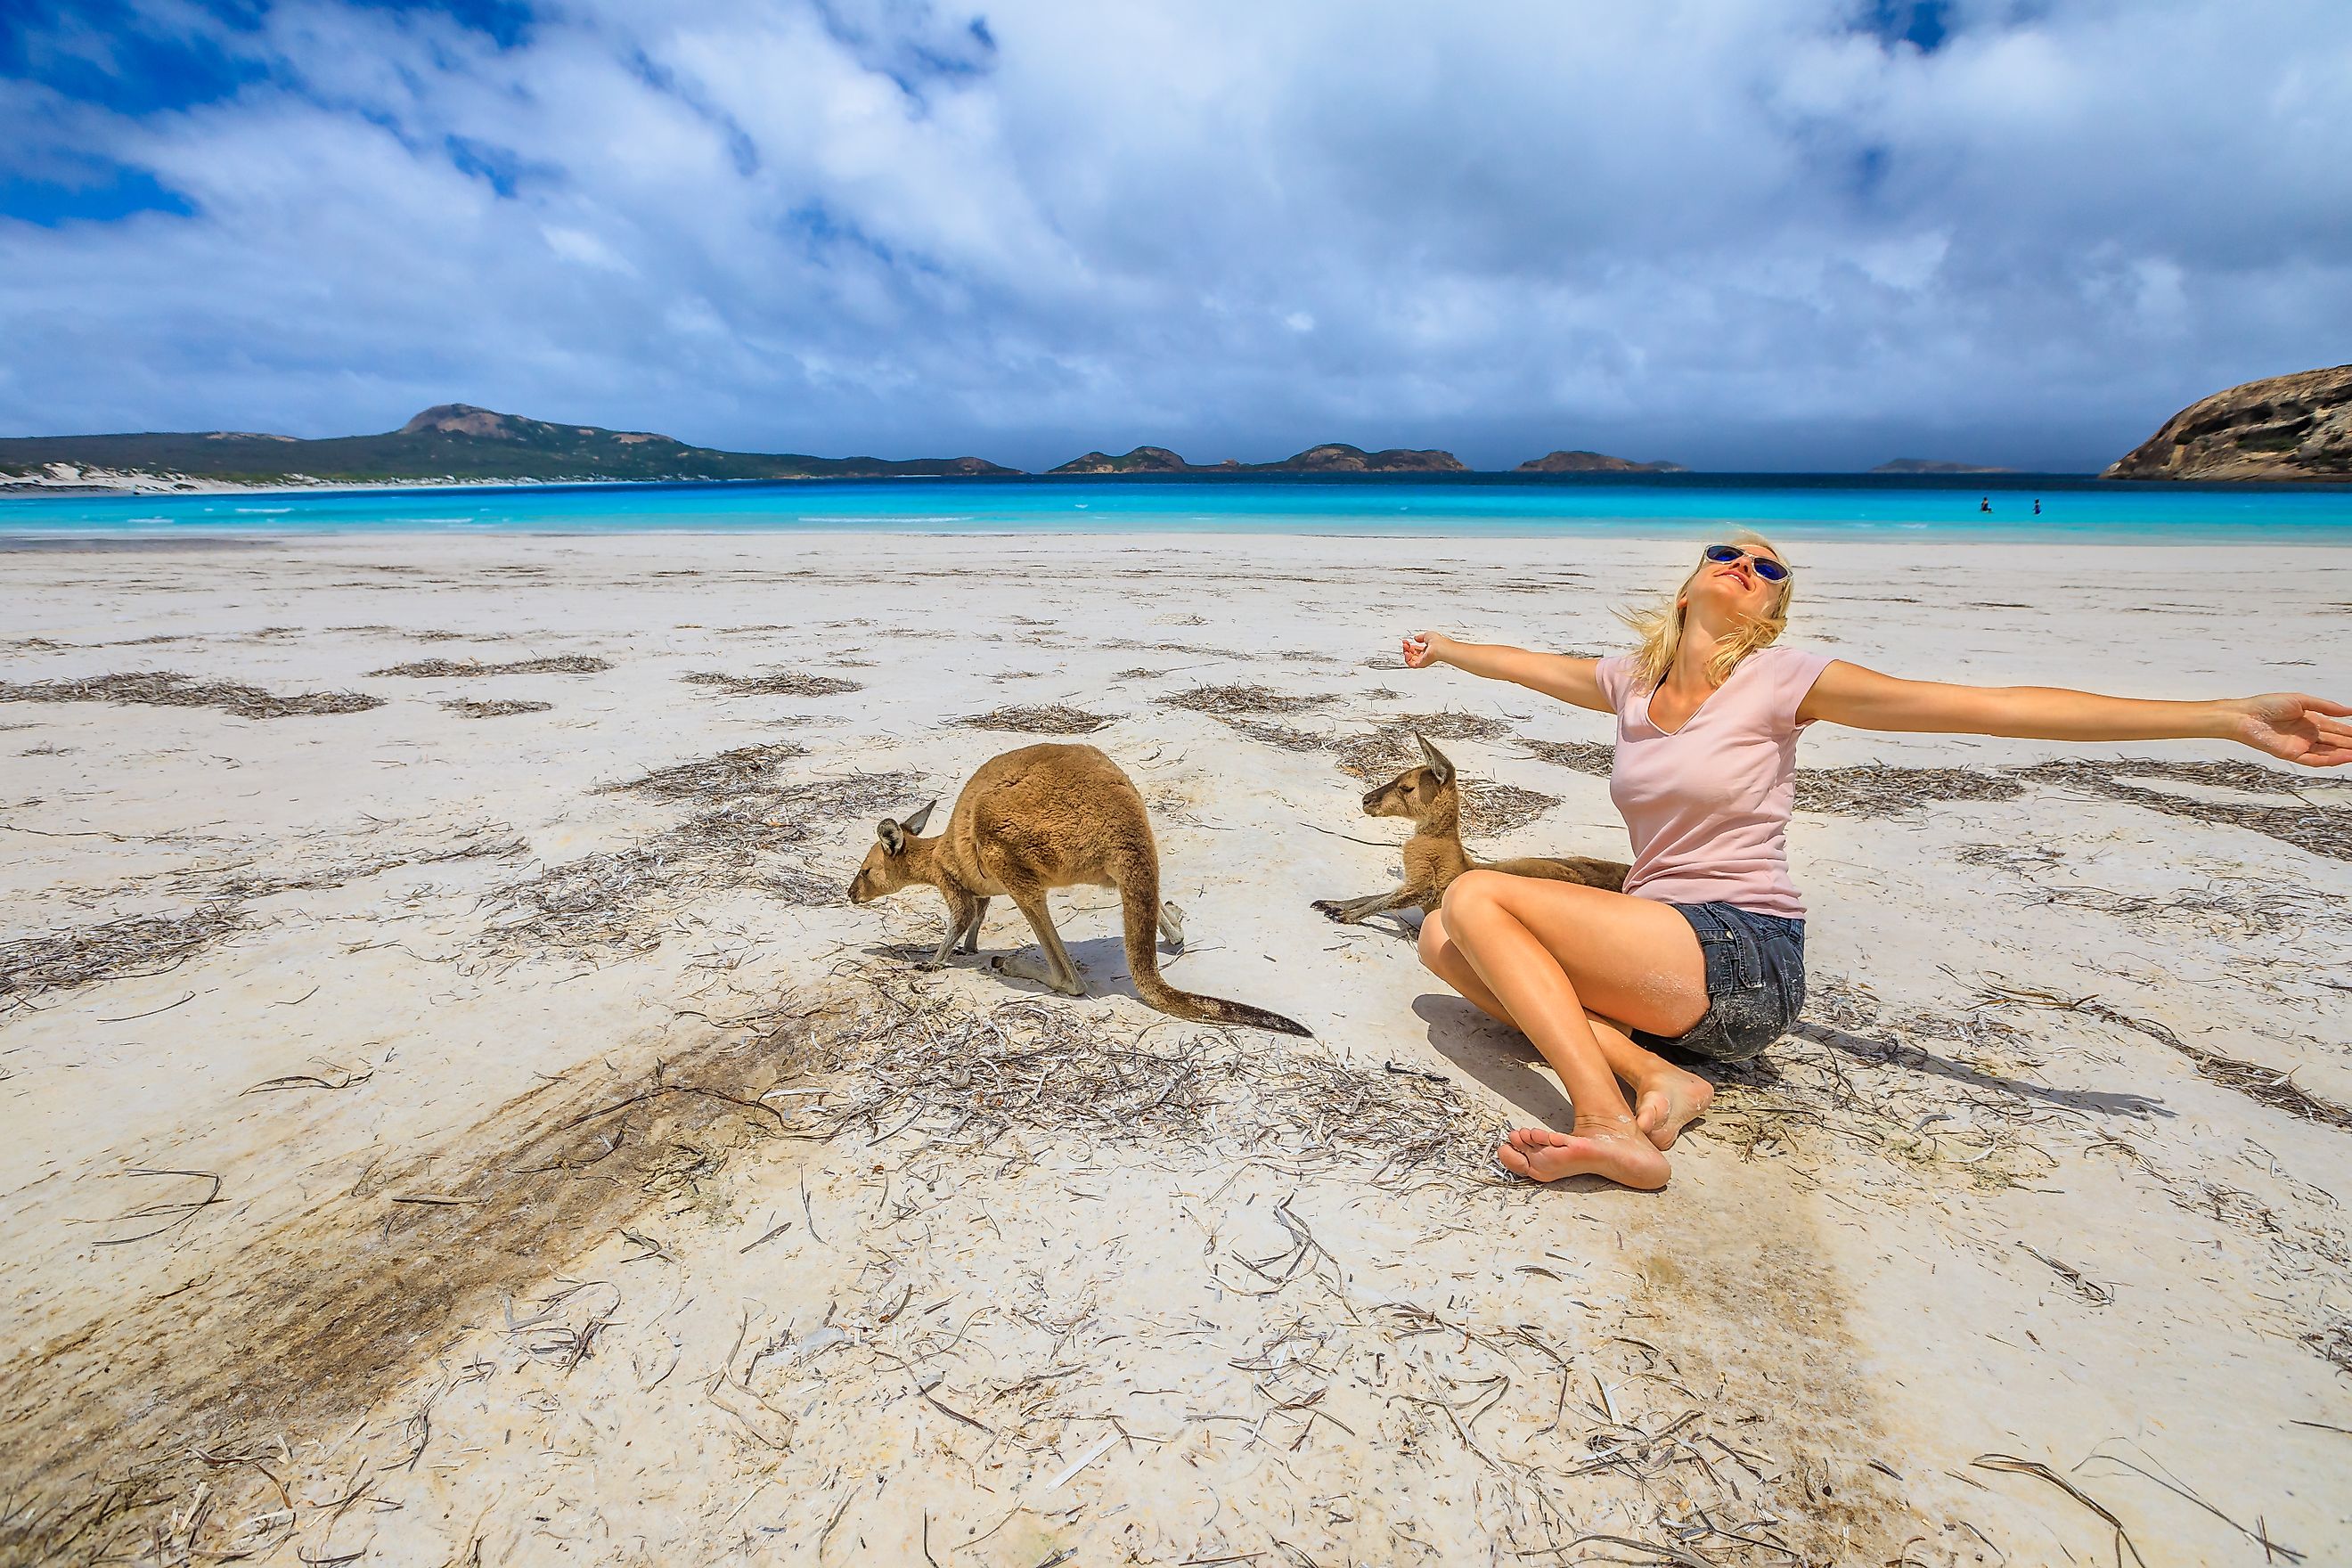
[{"left": 1616, "top": 529, "right": 1794, "bottom": 689}]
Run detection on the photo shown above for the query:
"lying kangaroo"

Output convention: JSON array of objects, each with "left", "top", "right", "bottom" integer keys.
[
  {"left": 849, "top": 741, "right": 1311, "bottom": 1037},
  {"left": 1313, "top": 735, "right": 1628, "bottom": 925}
]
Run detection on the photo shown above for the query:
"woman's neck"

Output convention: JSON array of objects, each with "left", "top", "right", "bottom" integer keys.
[{"left": 1665, "top": 617, "right": 1730, "bottom": 692}]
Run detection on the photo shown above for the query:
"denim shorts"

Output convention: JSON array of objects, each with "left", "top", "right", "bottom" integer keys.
[{"left": 1631, "top": 902, "right": 1807, "bottom": 1063}]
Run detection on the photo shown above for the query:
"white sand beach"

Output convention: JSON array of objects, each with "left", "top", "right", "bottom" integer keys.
[{"left": 2, "top": 531, "right": 2348, "bottom": 1566}]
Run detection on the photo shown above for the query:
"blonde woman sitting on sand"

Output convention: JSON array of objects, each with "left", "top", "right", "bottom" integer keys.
[{"left": 1404, "top": 535, "right": 2351, "bottom": 1193}]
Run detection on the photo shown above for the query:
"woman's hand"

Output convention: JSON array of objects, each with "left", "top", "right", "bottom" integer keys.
[
  {"left": 2226, "top": 693, "right": 2352, "bottom": 768},
  {"left": 1402, "top": 630, "right": 1451, "bottom": 670}
]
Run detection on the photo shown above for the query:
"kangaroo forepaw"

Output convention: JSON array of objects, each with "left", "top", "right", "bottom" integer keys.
[{"left": 1311, "top": 898, "right": 1356, "bottom": 924}]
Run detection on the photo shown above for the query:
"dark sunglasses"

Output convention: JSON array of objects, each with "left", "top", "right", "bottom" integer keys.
[{"left": 1702, "top": 543, "right": 1789, "bottom": 583}]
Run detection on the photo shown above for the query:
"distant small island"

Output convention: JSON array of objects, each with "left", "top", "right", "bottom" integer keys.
[
  {"left": 2103, "top": 363, "right": 2351, "bottom": 481},
  {"left": 1048, "top": 445, "right": 1704, "bottom": 475},
  {"left": 0, "top": 404, "right": 1017, "bottom": 492},
  {"left": 1047, "top": 443, "right": 1465, "bottom": 475},
  {"left": 1869, "top": 459, "right": 2015, "bottom": 475},
  {"left": 1515, "top": 451, "right": 1686, "bottom": 474}
]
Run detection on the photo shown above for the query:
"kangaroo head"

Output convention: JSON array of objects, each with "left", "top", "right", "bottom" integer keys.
[
  {"left": 1361, "top": 734, "right": 1458, "bottom": 822},
  {"left": 848, "top": 800, "right": 937, "bottom": 903}
]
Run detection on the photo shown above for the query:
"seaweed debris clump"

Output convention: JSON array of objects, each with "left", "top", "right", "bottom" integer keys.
[
  {"left": 2016, "top": 757, "right": 2352, "bottom": 862},
  {"left": 600, "top": 743, "right": 806, "bottom": 803},
  {"left": 486, "top": 751, "right": 924, "bottom": 951},
  {"left": 1158, "top": 683, "right": 1335, "bottom": 716},
  {"left": 1520, "top": 738, "right": 1613, "bottom": 776},
  {"left": 443, "top": 698, "right": 551, "bottom": 719},
  {"left": 0, "top": 671, "right": 381, "bottom": 720},
  {"left": 1333, "top": 712, "right": 1514, "bottom": 780},
  {"left": 1460, "top": 780, "right": 1561, "bottom": 837},
  {"left": 1392, "top": 709, "right": 1515, "bottom": 742},
  {"left": 812, "top": 977, "right": 1498, "bottom": 1184},
  {"left": 952, "top": 705, "right": 1118, "bottom": 735},
  {"left": 1222, "top": 717, "right": 1335, "bottom": 753},
  {"left": 2, "top": 905, "right": 248, "bottom": 1004},
  {"left": 682, "top": 669, "right": 863, "bottom": 698},
  {"left": 370, "top": 656, "right": 608, "bottom": 677},
  {"left": 1795, "top": 764, "right": 2024, "bottom": 817}
]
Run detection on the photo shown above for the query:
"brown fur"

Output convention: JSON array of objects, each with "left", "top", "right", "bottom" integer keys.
[
  {"left": 850, "top": 742, "right": 1311, "bottom": 1036},
  {"left": 1312, "top": 735, "right": 1628, "bottom": 926}
]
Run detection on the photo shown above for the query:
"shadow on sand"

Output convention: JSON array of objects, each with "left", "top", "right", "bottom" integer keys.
[
  {"left": 858, "top": 930, "right": 1172, "bottom": 1007},
  {"left": 1790, "top": 1019, "right": 2172, "bottom": 1121}
]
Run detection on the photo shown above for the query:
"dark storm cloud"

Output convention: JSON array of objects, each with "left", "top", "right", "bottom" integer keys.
[{"left": 2, "top": 0, "right": 2347, "bottom": 470}]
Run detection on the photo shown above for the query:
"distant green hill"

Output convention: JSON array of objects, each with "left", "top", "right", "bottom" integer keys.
[{"left": 0, "top": 404, "right": 1019, "bottom": 486}]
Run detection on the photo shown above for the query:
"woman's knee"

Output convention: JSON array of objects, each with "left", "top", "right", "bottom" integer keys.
[
  {"left": 1417, "top": 909, "right": 1450, "bottom": 972},
  {"left": 1440, "top": 868, "right": 1509, "bottom": 925}
]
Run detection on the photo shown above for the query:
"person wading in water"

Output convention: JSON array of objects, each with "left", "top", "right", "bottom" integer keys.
[{"left": 1402, "top": 535, "right": 2350, "bottom": 1191}]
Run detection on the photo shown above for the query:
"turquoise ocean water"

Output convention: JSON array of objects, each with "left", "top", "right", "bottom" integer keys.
[{"left": 4, "top": 474, "right": 2349, "bottom": 543}]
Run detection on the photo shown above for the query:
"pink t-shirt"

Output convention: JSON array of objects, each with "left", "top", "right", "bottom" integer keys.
[{"left": 1593, "top": 645, "right": 1833, "bottom": 919}]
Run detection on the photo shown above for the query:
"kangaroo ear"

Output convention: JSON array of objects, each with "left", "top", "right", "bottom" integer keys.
[
  {"left": 878, "top": 818, "right": 906, "bottom": 854},
  {"left": 901, "top": 799, "right": 936, "bottom": 837},
  {"left": 1415, "top": 732, "right": 1454, "bottom": 784}
]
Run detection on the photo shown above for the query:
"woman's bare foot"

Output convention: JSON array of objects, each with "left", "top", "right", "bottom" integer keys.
[
  {"left": 1631, "top": 1068, "right": 1715, "bottom": 1151},
  {"left": 1496, "top": 1119, "right": 1670, "bottom": 1190}
]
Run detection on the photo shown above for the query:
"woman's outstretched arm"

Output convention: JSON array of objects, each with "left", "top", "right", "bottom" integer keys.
[
  {"left": 1403, "top": 632, "right": 1610, "bottom": 713},
  {"left": 1800, "top": 661, "right": 2352, "bottom": 768}
]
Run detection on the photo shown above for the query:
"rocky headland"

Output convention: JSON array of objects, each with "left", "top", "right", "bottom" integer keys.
[{"left": 2103, "top": 363, "right": 2352, "bottom": 481}]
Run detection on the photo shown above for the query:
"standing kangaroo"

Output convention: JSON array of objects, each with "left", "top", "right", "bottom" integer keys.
[
  {"left": 849, "top": 742, "right": 1311, "bottom": 1037},
  {"left": 1313, "top": 734, "right": 1628, "bottom": 925}
]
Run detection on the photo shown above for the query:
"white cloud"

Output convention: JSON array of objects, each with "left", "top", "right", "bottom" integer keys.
[
  {"left": 540, "top": 224, "right": 634, "bottom": 274},
  {"left": 0, "top": 0, "right": 2348, "bottom": 469}
]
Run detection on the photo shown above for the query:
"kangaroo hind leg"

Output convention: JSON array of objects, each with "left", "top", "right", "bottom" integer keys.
[
  {"left": 993, "top": 889, "right": 1085, "bottom": 998},
  {"left": 1313, "top": 884, "right": 1421, "bottom": 925}
]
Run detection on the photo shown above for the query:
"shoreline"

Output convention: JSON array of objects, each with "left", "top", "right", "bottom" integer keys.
[{"left": 11, "top": 524, "right": 2352, "bottom": 551}]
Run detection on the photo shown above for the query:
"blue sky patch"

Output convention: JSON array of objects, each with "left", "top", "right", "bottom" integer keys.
[
  {"left": 1861, "top": 1, "right": 1951, "bottom": 52},
  {"left": 3, "top": 0, "right": 269, "bottom": 114},
  {"left": 0, "top": 162, "right": 195, "bottom": 226}
]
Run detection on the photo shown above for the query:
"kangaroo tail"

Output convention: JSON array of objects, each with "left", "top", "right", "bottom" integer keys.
[{"left": 1120, "top": 864, "right": 1312, "bottom": 1038}]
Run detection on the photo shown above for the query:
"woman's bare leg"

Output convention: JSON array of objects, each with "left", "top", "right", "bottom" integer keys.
[
  {"left": 1419, "top": 908, "right": 1716, "bottom": 1148},
  {"left": 1411, "top": 902, "right": 1711, "bottom": 1147},
  {"left": 1422, "top": 878, "right": 1719, "bottom": 1175}
]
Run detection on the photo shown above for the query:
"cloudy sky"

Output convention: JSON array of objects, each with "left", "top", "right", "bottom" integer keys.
[{"left": 3, "top": 0, "right": 2348, "bottom": 471}]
